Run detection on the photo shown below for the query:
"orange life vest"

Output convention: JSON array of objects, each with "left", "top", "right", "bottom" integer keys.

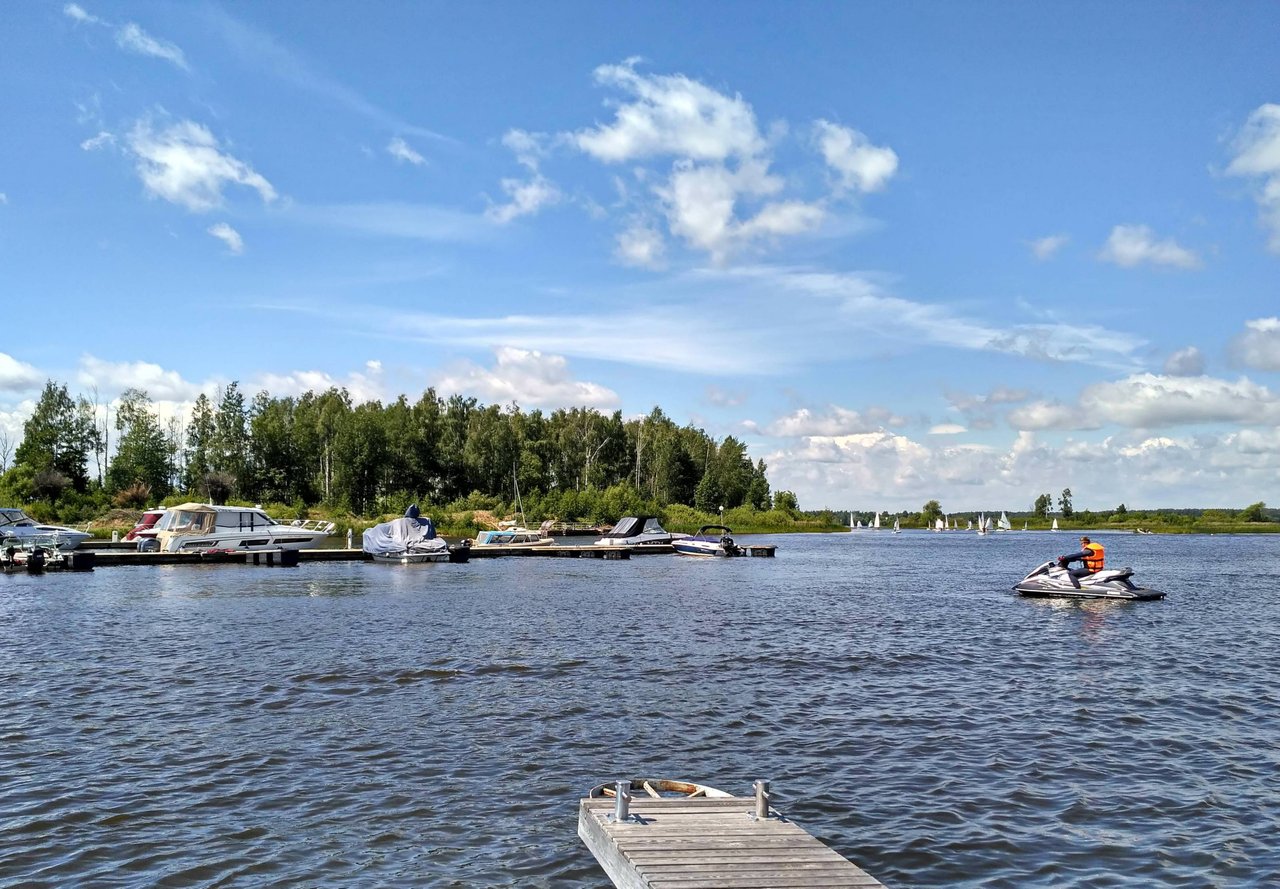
[{"left": 1083, "top": 543, "right": 1105, "bottom": 573}]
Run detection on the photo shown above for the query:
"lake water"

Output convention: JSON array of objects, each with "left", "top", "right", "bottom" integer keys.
[{"left": 2, "top": 531, "right": 1278, "bottom": 888}]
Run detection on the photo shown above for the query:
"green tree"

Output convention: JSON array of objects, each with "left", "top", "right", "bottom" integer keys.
[
  {"left": 1033, "top": 493, "right": 1052, "bottom": 517},
  {"left": 106, "top": 389, "right": 173, "bottom": 498},
  {"left": 14, "top": 381, "right": 100, "bottom": 493},
  {"left": 1059, "top": 487, "right": 1074, "bottom": 518},
  {"left": 183, "top": 393, "right": 216, "bottom": 493},
  {"left": 211, "top": 382, "right": 250, "bottom": 493},
  {"left": 1116, "top": 503, "right": 1128, "bottom": 516},
  {"left": 922, "top": 499, "right": 943, "bottom": 525},
  {"left": 1241, "top": 501, "right": 1267, "bottom": 522},
  {"left": 774, "top": 490, "right": 799, "bottom": 515}
]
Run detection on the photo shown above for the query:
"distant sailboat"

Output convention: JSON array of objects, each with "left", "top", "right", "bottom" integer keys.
[
  {"left": 977, "top": 513, "right": 987, "bottom": 536},
  {"left": 1023, "top": 521, "right": 1028, "bottom": 531},
  {"left": 873, "top": 512, "right": 881, "bottom": 530},
  {"left": 998, "top": 511, "right": 1012, "bottom": 532},
  {"left": 966, "top": 519, "right": 973, "bottom": 530},
  {"left": 850, "top": 512, "right": 855, "bottom": 531},
  {"left": 893, "top": 517, "right": 901, "bottom": 534},
  {"left": 934, "top": 516, "right": 945, "bottom": 532},
  {"left": 1051, "top": 518, "right": 1059, "bottom": 531}
]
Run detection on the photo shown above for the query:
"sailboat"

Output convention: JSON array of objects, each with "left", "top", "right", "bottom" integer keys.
[
  {"left": 892, "top": 517, "right": 901, "bottom": 534},
  {"left": 998, "top": 511, "right": 1012, "bottom": 532},
  {"left": 1023, "top": 521, "right": 1029, "bottom": 531},
  {"left": 1051, "top": 518, "right": 1059, "bottom": 532},
  {"left": 965, "top": 519, "right": 973, "bottom": 530},
  {"left": 976, "top": 513, "right": 987, "bottom": 535},
  {"left": 474, "top": 466, "right": 553, "bottom": 547},
  {"left": 873, "top": 512, "right": 881, "bottom": 530},
  {"left": 933, "top": 516, "right": 945, "bottom": 532}
]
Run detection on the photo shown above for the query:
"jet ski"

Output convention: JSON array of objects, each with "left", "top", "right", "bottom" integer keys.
[{"left": 1013, "top": 560, "right": 1165, "bottom": 601}]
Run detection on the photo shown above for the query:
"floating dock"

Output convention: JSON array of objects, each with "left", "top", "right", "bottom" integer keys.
[{"left": 579, "top": 780, "right": 884, "bottom": 888}]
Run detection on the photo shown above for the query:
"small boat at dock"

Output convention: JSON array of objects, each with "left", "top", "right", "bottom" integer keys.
[
  {"left": 0, "top": 507, "right": 91, "bottom": 551},
  {"left": 363, "top": 514, "right": 454, "bottom": 563},
  {"left": 673, "top": 525, "right": 739, "bottom": 557},
  {"left": 593, "top": 516, "right": 680, "bottom": 547}
]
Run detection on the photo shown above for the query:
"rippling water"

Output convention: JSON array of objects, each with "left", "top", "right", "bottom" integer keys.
[{"left": 3, "top": 531, "right": 1278, "bottom": 887}]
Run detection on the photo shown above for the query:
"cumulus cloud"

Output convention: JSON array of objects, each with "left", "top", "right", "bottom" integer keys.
[
  {"left": 0, "top": 353, "right": 43, "bottom": 392},
  {"left": 1029, "top": 234, "right": 1069, "bottom": 260},
  {"left": 251, "top": 362, "right": 386, "bottom": 405},
  {"left": 768, "top": 405, "right": 905, "bottom": 437},
  {"left": 486, "top": 174, "right": 561, "bottom": 224},
  {"left": 1226, "top": 103, "right": 1280, "bottom": 252},
  {"left": 387, "top": 137, "right": 426, "bottom": 166},
  {"left": 126, "top": 118, "right": 277, "bottom": 212},
  {"left": 1010, "top": 373, "right": 1280, "bottom": 430},
  {"left": 1228, "top": 317, "right": 1280, "bottom": 371},
  {"left": 116, "top": 22, "right": 188, "bottom": 70},
  {"left": 1098, "top": 224, "right": 1201, "bottom": 269},
  {"left": 76, "top": 355, "right": 205, "bottom": 402},
  {"left": 434, "top": 347, "right": 619, "bottom": 409},
  {"left": 1163, "top": 346, "right": 1205, "bottom": 376},
  {"left": 814, "top": 120, "right": 898, "bottom": 193},
  {"left": 207, "top": 222, "right": 244, "bottom": 254}
]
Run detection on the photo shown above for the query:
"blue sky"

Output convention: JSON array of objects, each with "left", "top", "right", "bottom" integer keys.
[{"left": 3, "top": 1, "right": 1280, "bottom": 511}]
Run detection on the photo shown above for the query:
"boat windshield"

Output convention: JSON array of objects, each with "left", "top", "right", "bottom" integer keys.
[{"left": 0, "top": 509, "right": 34, "bottom": 527}]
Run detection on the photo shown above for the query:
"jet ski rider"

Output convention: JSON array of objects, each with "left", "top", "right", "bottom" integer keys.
[{"left": 1059, "top": 536, "right": 1105, "bottom": 581}]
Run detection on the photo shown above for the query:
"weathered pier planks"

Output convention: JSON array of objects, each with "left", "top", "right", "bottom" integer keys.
[{"left": 579, "top": 782, "right": 884, "bottom": 888}]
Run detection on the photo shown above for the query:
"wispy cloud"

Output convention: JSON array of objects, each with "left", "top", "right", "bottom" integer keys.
[
  {"left": 126, "top": 117, "right": 276, "bottom": 212},
  {"left": 116, "top": 22, "right": 188, "bottom": 70},
  {"left": 200, "top": 7, "right": 451, "bottom": 143},
  {"left": 1028, "top": 234, "right": 1069, "bottom": 260},
  {"left": 63, "top": 3, "right": 102, "bottom": 25},
  {"left": 207, "top": 222, "right": 244, "bottom": 254},
  {"left": 1098, "top": 224, "right": 1201, "bottom": 269},
  {"left": 387, "top": 137, "right": 426, "bottom": 166},
  {"left": 287, "top": 201, "right": 489, "bottom": 242}
]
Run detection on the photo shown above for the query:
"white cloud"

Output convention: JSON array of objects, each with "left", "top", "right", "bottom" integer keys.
[
  {"left": 251, "top": 364, "right": 386, "bottom": 405},
  {"left": 76, "top": 355, "right": 205, "bottom": 402},
  {"left": 80, "top": 131, "right": 115, "bottom": 151},
  {"left": 207, "top": 222, "right": 244, "bottom": 254},
  {"left": 1163, "top": 346, "right": 1205, "bottom": 376},
  {"left": 116, "top": 22, "right": 188, "bottom": 70},
  {"left": 0, "top": 353, "right": 44, "bottom": 392},
  {"left": 63, "top": 3, "right": 102, "bottom": 25},
  {"left": 615, "top": 222, "right": 666, "bottom": 268},
  {"left": 1029, "top": 234, "right": 1069, "bottom": 260},
  {"left": 387, "top": 137, "right": 426, "bottom": 166},
  {"left": 434, "top": 347, "right": 619, "bottom": 409},
  {"left": 768, "top": 405, "right": 903, "bottom": 437},
  {"left": 1226, "top": 103, "right": 1280, "bottom": 252},
  {"left": 814, "top": 120, "right": 898, "bottom": 193},
  {"left": 1010, "top": 373, "right": 1280, "bottom": 430},
  {"left": 1229, "top": 317, "right": 1280, "bottom": 371},
  {"left": 1098, "top": 224, "right": 1201, "bottom": 269},
  {"left": 486, "top": 174, "right": 561, "bottom": 224},
  {"left": 929, "top": 423, "right": 967, "bottom": 435},
  {"left": 126, "top": 118, "right": 277, "bottom": 212}
]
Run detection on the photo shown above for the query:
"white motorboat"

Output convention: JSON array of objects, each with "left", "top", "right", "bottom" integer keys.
[
  {"left": 673, "top": 525, "right": 739, "bottom": 557},
  {"left": 151, "top": 503, "right": 334, "bottom": 552},
  {"left": 593, "top": 516, "right": 678, "bottom": 547},
  {"left": 474, "top": 522, "right": 553, "bottom": 547},
  {"left": 0, "top": 507, "right": 91, "bottom": 551}
]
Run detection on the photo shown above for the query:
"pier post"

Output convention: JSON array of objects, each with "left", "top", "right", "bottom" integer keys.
[
  {"left": 612, "top": 780, "right": 631, "bottom": 823},
  {"left": 754, "top": 779, "right": 771, "bottom": 819}
]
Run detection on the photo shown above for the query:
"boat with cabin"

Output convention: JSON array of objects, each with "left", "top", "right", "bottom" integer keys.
[
  {"left": 151, "top": 503, "right": 334, "bottom": 552},
  {"left": 474, "top": 522, "right": 553, "bottom": 547},
  {"left": 593, "top": 516, "right": 679, "bottom": 547},
  {"left": 0, "top": 507, "right": 91, "bottom": 551},
  {"left": 673, "top": 525, "right": 739, "bottom": 557}
]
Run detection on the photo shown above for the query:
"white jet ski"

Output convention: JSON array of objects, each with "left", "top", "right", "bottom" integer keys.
[{"left": 1013, "top": 560, "right": 1165, "bottom": 601}]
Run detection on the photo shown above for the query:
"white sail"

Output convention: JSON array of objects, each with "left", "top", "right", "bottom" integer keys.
[
  {"left": 977, "top": 513, "right": 986, "bottom": 535},
  {"left": 1052, "top": 518, "right": 1059, "bottom": 531},
  {"left": 893, "top": 517, "right": 901, "bottom": 533},
  {"left": 850, "top": 512, "right": 855, "bottom": 531},
  {"left": 1023, "top": 521, "right": 1028, "bottom": 531},
  {"left": 873, "top": 512, "right": 881, "bottom": 530},
  {"left": 998, "top": 511, "right": 1012, "bottom": 531},
  {"left": 934, "top": 516, "right": 944, "bottom": 531},
  {"left": 966, "top": 519, "right": 973, "bottom": 530}
]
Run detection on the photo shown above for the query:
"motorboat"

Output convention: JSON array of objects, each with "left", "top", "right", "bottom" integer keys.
[
  {"left": 363, "top": 515, "right": 453, "bottom": 563},
  {"left": 593, "top": 516, "right": 679, "bottom": 547},
  {"left": 124, "top": 508, "right": 167, "bottom": 542},
  {"left": 474, "top": 522, "right": 553, "bottom": 547},
  {"left": 0, "top": 507, "right": 91, "bottom": 551},
  {"left": 673, "top": 525, "right": 739, "bottom": 557},
  {"left": 1013, "top": 560, "right": 1165, "bottom": 601},
  {"left": 151, "top": 503, "right": 334, "bottom": 552}
]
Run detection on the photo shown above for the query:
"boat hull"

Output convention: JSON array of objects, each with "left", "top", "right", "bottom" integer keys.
[{"left": 1014, "top": 581, "right": 1165, "bottom": 601}]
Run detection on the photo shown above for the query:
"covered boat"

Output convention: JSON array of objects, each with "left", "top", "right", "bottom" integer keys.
[
  {"left": 152, "top": 503, "right": 334, "bottom": 552},
  {"left": 0, "top": 507, "right": 91, "bottom": 551},
  {"left": 593, "top": 516, "right": 677, "bottom": 547},
  {"left": 363, "top": 515, "right": 452, "bottom": 563}
]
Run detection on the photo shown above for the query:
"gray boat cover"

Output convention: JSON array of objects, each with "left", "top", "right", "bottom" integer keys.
[{"left": 362, "top": 517, "right": 449, "bottom": 557}]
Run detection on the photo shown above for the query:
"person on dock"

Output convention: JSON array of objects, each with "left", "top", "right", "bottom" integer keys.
[{"left": 1058, "top": 536, "right": 1105, "bottom": 581}]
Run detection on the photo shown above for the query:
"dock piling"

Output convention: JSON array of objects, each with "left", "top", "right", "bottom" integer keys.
[{"left": 753, "top": 779, "right": 772, "bottom": 819}]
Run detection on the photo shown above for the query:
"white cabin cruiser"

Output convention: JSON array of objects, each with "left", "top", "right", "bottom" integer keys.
[
  {"left": 151, "top": 503, "right": 334, "bottom": 552},
  {"left": 593, "top": 516, "right": 679, "bottom": 547},
  {"left": 0, "top": 508, "right": 91, "bottom": 551}
]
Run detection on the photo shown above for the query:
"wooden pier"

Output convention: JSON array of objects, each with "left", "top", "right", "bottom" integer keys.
[{"left": 579, "top": 780, "right": 884, "bottom": 888}]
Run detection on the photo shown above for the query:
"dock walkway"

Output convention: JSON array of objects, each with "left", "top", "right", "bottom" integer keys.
[{"left": 579, "top": 782, "right": 884, "bottom": 888}]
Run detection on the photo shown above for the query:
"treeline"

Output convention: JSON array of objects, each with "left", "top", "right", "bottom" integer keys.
[{"left": 0, "top": 380, "right": 779, "bottom": 523}]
